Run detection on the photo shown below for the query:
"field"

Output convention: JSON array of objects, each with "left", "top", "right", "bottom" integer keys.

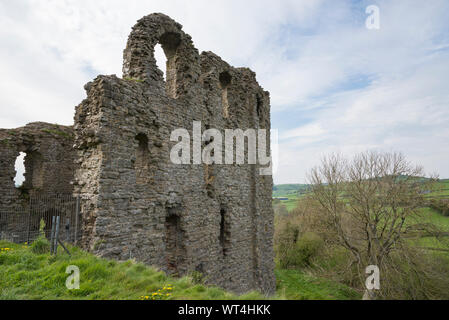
[
  {"left": 273, "top": 178, "right": 449, "bottom": 212},
  {"left": 273, "top": 178, "right": 449, "bottom": 299},
  {"left": 428, "top": 179, "right": 449, "bottom": 198},
  {"left": 274, "top": 180, "right": 449, "bottom": 243},
  {"left": 273, "top": 179, "right": 449, "bottom": 255},
  {"left": 272, "top": 184, "right": 310, "bottom": 198},
  {"left": 272, "top": 184, "right": 308, "bottom": 211},
  {"left": 273, "top": 195, "right": 300, "bottom": 212}
]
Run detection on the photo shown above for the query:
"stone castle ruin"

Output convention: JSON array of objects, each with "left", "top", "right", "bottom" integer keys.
[
  {"left": 0, "top": 13, "right": 275, "bottom": 294},
  {"left": 0, "top": 123, "right": 77, "bottom": 242}
]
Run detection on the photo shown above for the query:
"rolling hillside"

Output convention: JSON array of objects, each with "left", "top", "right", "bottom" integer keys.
[{"left": 273, "top": 179, "right": 449, "bottom": 212}]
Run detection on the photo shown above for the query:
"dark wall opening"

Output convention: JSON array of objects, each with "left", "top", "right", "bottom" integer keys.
[
  {"left": 135, "top": 133, "right": 149, "bottom": 185},
  {"left": 24, "top": 151, "right": 44, "bottom": 190},
  {"left": 165, "top": 208, "right": 185, "bottom": 274},
  {"left": 156, "top": 32, "right": 181, "bottom": 98},
  {"left": 14, "top": 152, "right": 26, "bottom": 188},
  {"left": 219, "top": 207, "right": 230, "bottom": 257},
  {"left": 256, "top": 95, "right": 263, "bottom": 120},
  {"left": 219, "top": 71, "right": 232, "bottom": 118},
  {"left": 14, "top": 151, "right": 44, "bottom": 193}
]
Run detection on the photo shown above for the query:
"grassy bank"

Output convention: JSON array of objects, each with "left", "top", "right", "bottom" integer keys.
[
  {"left": 275, "top": 269, "right": 360, "bottom": 300},
  {"left": 0, "top": 240, "right": 358, "bottom": 300},
  {"left": 0, "top": 241, "right": 259, "bottom": 300}
]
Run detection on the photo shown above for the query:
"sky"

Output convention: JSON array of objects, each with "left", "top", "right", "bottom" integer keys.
[{"left": 1, "top": 0, "right": 449, "bottom": 185}]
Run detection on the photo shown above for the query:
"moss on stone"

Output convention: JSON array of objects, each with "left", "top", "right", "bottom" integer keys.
[
  {"left": 124, "top": 77, "right": 144, "bottom": 83},
  {"left": 42, "top": 128, "right": 72, "bottom": 139}
]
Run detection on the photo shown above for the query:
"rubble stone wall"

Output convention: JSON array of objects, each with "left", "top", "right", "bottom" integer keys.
[
  {"left": 0, "top": 122, "right": 75, "bottom": 209},
  {"left": 0, "top": 123, "right": 76, "bottom": 242},
  {"left": 73, "top": 13, "right": 275, "bottom": 294}
]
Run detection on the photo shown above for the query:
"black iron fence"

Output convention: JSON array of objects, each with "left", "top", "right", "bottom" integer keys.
[{"left": 0, "top": 194, "right": 81, "bottom": 245}]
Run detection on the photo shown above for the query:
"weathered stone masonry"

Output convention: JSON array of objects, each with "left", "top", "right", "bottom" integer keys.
[
  {"left": 74, "top": 13, "right": 275, "bottom": 294},
  {"left": 0, "top": 13, "right": 275, "bottom": 295},
  {"left": 0, "top": 123, "right": 75, "bottom": 208},
  {"left": 0, "top": 123, "right": 76, "bottom": 241}
]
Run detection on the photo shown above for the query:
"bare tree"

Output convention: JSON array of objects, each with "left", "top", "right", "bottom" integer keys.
[{"left": 308, "top": 151, "right": 438, "bottom": 299}]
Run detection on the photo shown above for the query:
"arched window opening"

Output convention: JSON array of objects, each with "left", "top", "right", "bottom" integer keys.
[
  {"left": 155, "top": 32, "right": 181, "bottom": 99},
  {"left": 219, "top": 72, "right": 232, "bottom": 118},
  {"left": 154, "top": 44, "right": 167, "bottom": 81},
  {"left": 15, "top": 151, "right": 44, "bottom": 192},
  {"left": 14, "top": 152, "right": 26, "bottom": 187},
  {"left": 135, "top": 133, "right": 149, "bottom": 185}
]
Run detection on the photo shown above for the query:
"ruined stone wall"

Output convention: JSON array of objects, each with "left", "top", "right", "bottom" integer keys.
[
  {"left": 74, "top": 13, "right": 275, "bottom": 295},
  {"left": 0, "top": 122, "right": 75, "bottom": 206},
  {"left": 0, "top": 123, "right": 76, "bottom": 241}
]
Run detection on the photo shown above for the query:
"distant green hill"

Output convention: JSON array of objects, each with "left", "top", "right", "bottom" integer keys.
[
  {"left": 273, "top": 178, "right": 449, "bottom": 212},
  {"left": 273, "top": 184, "right": 310, "bottom": 198}
]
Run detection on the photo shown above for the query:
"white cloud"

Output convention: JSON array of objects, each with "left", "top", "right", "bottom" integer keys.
[
  {"left": 0, "top": 0, "right": 325, "bottom": 127},
  {"left": 275, "top": 51, "right": 449, "bottom": 183},
  {"left": 281, "top": 123, "right": 326, "bottom": 140},
  {"left": 0, "top": 0, "right": 448, "bottom": 184}
]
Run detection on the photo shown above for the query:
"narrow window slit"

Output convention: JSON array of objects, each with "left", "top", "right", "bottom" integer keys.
[
  {"left": 219, "top": 72, "right": 232, "bottom": 118},
  {"left": 256, "top": 95, "right": 263, "bottom": 120},
  {"left": 135, "top": 133, "right": 149, "bottom": 184},
  {"left": 219, "top": 207, "right": 230, "bottom": 257},
  {"left": 165, "top": 207, "right": 185, "bottom": 274}
]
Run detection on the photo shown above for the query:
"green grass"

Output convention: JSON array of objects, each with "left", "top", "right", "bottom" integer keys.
[
  {"left": 273, "top": 184, "right": 310, "bottom": 198},
  {"left": 418, "top": 207, "right": 449, "bottom": 231},
  {"left": 0, "top": 241, "right": 261, "bottom": 300},
  {"left": 274, "top": 195, "right": 300, "bottom": 212},
  {"left": 424, "top": 179, "right": 449, "bottom": 198},
  {"left": 273, "top": 184, "right": 313, "bottom": 212},
  {"left": 272, "top": 184, "right": 307, "bottom": 212},
  {"left": 124, "top": 77, "right": 144, "bottom": 83},
  {"left": 407, "top": 207, "right": 449, "bottom": 255},
  {"left": 0, "top": 240, "right": 358, "bottom": 300},
  {"left": 273, "top": 178, "right": 449, "bottom": 212},
  {"left": 275, "top": 269, "right": 360, "bottom": 300},
  {"left": 411, "top": 236, "right": 449, "bottom": 251}
]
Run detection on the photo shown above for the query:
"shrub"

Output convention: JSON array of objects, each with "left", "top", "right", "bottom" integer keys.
[
  {"left": 276, "top": 222, "right": 324, "bottom": 269},
  {"left": 188, "top": 270, "right": 206, "bottom": 285},
  {"left": 31, "top": 219, "right": 50, "bottom": 254},
  {"left": 377, "top": 246, "right": 449, "bottom": 300},
  {"left": 295, "top": 232, "right": 324, "bottom": 266},
  {"left": 31, "top": 236, "right": 50, "bottom": 255}
]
